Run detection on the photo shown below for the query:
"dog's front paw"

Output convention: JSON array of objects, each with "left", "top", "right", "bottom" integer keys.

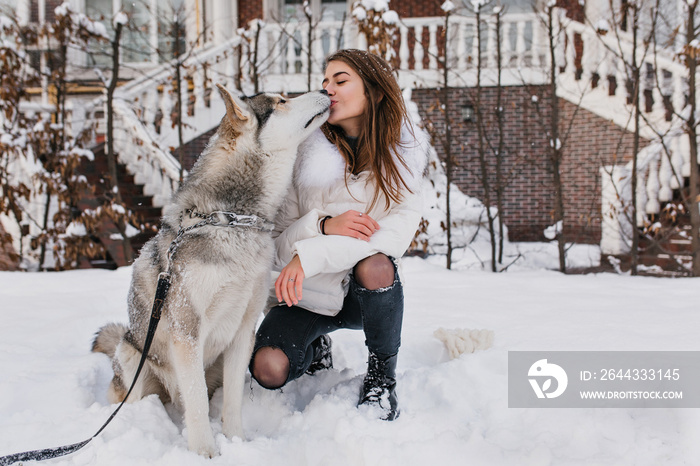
[
  {"left": 222, "top": 418, "right": 244, "bottom": 440},
  {"left": 193, "top": 442, "right": 218, "bottom": 458},
  {"left": 188, "top": 431, "right": 219, "bottom": 458}
]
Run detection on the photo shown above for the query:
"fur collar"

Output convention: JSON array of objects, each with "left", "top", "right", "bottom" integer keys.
[{"left": 294, "top": 123, "right": 429, "bottom": 192}]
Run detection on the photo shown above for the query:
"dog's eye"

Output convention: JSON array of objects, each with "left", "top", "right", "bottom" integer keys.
[{"left": 279, "top": 99, "right": 287, "bottom": 105}]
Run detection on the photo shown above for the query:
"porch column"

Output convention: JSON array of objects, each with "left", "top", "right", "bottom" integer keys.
[{"left": 211, "top": 0, "right": 235, "bottom": 45}]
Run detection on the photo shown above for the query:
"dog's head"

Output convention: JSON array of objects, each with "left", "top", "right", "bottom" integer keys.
[{"left": 216, "top": 84, "right": 330, "bottom": 154}]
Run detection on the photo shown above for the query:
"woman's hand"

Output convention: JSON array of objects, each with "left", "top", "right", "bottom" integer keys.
[
  {"left": 323, "top": 210, "right": 380, "bottom": 241},
  {"left": 275, "top": 254, "right": 305, "bottom": 307}
]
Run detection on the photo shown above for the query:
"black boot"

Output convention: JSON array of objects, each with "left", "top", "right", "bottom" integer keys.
[
  {"left": 358, "top": 352, "right": 399, "bottom": 421},
  {"left": 305, "top": 335, "right": 333, "bottom": 375}
]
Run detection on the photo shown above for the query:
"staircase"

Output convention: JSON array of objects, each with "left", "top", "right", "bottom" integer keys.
[
  {"left": 637, "top": 191, "right": 695, "bottom": 275},
  {"left": 77, "top": 143, "right": 161, "bottom": 268}
]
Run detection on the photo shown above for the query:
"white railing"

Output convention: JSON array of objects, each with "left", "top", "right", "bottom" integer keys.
[
  {"left": 600, "top": 127, "right": 692, "bottom": 255},
  {"left": 111, "top": 99, "right": 181, "bottom": 207},
  {"left": 574, "top": 14, "right": 696, "bottom": 255},
  {"left": 559, "top": 15, "right": 688, "bottom": 140}
]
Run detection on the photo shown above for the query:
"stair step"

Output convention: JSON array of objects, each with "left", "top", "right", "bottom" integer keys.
[
  {"left": 669, "top": 238, "right": 691, "bottom": 245},
  {"left": 76, "top": 144, "right": 164, "bottom": 269},
  {"left": 654, "top": 253, "right": 693, "bottom": 261}
]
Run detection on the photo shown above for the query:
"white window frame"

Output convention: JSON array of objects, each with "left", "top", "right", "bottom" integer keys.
[{"left": 264, "top": 0, "right": 349, "bottom": 22}]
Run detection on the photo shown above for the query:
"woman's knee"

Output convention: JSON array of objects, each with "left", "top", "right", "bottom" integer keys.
[
  {"left": 251, "top": 347, "right": 290, "bottom": 389},
  {"left": 354, "top": 253, "right": 395, "bottom": 290}
]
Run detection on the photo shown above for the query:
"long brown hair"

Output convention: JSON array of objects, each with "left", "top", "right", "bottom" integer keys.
[{"left": 321, "top": 49, "right": 413, "bottom": 211}]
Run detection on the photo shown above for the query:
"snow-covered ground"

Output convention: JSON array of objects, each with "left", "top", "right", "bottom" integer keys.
[{"left": 0, "top": 249, "right": 698, "bottom": 466}]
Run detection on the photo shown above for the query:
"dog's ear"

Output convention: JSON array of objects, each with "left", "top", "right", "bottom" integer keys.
[{"left": 216, "top": 83, "right": 250, "bottom": 125}]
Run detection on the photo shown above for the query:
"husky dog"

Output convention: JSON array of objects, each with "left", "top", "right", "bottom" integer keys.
[{"left": 92, "top": 85, "right": 330, "bottom": 457}]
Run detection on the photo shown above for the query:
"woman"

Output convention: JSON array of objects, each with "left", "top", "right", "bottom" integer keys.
[{"left": 250, "top": 49, "right": 428, "bottom": 421}]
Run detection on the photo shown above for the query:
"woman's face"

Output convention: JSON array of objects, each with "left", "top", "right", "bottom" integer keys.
[{"left": 322, "top": 60, "right": 368, "bottom": 138}]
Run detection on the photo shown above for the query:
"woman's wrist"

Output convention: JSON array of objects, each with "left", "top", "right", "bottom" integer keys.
[{"left": 320, "top": 215, "right": 332, "bottom": 235}]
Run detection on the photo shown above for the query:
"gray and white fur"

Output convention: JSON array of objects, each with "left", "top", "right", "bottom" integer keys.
[{"left": 92, "top": 84, "right": 330, "bottom": 457}]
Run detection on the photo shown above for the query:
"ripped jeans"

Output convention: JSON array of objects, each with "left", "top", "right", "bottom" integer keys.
[{"left": 251, "top": 260, "right": 404, "bottom": 386}]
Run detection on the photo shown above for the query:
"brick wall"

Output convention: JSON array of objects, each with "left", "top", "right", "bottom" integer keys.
[
  {"left": 392, "top": 1, "right": 444, "bottom": 18},
  {"left": 30, "top": 0, "right": 62, "bottom": 22},
  {"left": 412, "top": 86, "right": 640, "bottom": 243},
  {"left": 180, "top": 127, "right": 217, "bottom": 170},
  {"left": 239, "top": 1, "right": 263, "bottom": 27}
]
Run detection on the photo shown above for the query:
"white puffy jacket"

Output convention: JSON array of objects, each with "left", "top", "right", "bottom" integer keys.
[{"left": 271, "top": 124, "right": 429, "bottom": 315}]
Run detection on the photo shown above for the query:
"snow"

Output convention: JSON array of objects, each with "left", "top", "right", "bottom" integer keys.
[
  {"left": 595, "top": 19, "right": 611, "bottom": 33},
  {"left": 70, "top": 147, "right": 95, "bottom": 162},
  {"left": 54, "top": 2, "right": 70, "bottom": 17},
  {"left": 359, "top": 0, "right": 390, "bottom": 12},
  {"left": 113, "top": 12, "right": 128, "bottom": 27},
  {"left": 543, "top": 220, "right": 563, "bottom": 240},
  {"left": 441, "top": 1, "right": 456, "bottom": 13},
  {"left": 63, "top": 221, "right": 88, "bottom": 237},
  {"left": 0, "top": 255, "right": 698, "bottom": 465},
  {"left": 54, "top": 1, "right": 110, "bottom": 39},
  {"left": 109, "top": 223, "right": 141, "bottom": 240},
  {"left": 471, "top": 0, "right": 488, "bottom": 10},
  {"left": 382, "top": 10, "right": 399, "bottom": 25},
  {"left": 0, "top": 15, "right": 12, "bottom": 30},
  {"left": 352, "top": 7, "right": 367, "bottom": 21}
]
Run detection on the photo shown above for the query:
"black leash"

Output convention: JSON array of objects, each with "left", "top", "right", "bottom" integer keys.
[{"left": 0, "top": 272, "right": 171, "bottom": 466}]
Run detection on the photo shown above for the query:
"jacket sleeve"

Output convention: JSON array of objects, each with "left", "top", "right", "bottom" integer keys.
[
  {"left": 292, "top": 188, "right": 423, "bottom": 278},
  {"left": 272, "top": 184, "right": 327, "bottom": 267},
  {"left": 274, "top": 207, "right": 326, "bottom": 267}
]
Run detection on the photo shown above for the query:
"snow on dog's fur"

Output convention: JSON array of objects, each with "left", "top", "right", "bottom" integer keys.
[{"left": 92, "top": 85, "right": 330, "bottom": 457}]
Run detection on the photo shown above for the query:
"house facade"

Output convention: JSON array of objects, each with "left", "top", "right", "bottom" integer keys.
[{"left": 0, "top": 0, "right": 696, "bottom": 271}]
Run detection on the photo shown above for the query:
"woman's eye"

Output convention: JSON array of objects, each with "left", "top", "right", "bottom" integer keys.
[{"left": 337, "top": 80, "right": 346, "bottom": 85}]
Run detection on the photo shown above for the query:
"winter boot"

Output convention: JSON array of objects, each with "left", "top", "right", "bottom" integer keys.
[
  {"left": 305, "top": 335, "right": 333, "bottom": 375},
  {"left": 358, "top": 352, "right": 399, "bottom": 421}
]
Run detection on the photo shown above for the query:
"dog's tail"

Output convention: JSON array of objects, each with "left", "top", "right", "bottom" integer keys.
[{"left": 91, "top": 323, "right": 128, "bottom": 359}]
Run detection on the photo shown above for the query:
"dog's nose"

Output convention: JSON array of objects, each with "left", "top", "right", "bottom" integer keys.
[{"left": 320, "top": 89, "right": 328, "bottom": 95}]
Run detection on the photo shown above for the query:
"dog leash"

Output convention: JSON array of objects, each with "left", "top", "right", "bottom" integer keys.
[
  {"left": 0, "top": 272, "right": 171, "bottom": 466},
  {"left": 0, "top": 208, "right": 273, "bottom": 465}
]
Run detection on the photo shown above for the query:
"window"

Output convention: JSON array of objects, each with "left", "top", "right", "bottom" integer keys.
[
  {"left": 156, "top": 0, "right": 187, "bottom": 62},
  {"left": 84, "top": 0, "right": 188, "bottom": 66},
  {"left": 281, "top": 0, "right": 348, "bottom": 22}
]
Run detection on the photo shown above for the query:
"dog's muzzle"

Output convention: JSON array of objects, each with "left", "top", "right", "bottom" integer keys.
[{"left": 304, "top": 106, "right": 331, "bottom": 129}]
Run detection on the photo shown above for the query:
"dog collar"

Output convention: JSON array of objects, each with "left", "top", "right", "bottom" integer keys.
[{"left": 185, "top": 209, "right": 275, "bottom": 232}]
